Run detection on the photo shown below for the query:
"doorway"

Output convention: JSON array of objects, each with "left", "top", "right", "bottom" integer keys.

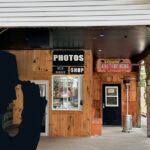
[
  {"left": 102, "top": 84, "right": 121, "bottom": 125},
  {"left": 31, "top": 80, "right": 49, "bottom": 136}
]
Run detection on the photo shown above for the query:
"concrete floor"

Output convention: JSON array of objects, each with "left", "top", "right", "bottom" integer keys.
[{"left": 37, "top": 117, "right": 150, "bottom": 150}]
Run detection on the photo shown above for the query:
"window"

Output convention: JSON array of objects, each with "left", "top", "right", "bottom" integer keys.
[
  {"left": 105, "top": 86, "right": 118, "bottom": 107},
  {"left": 52, "top": 75, "right": 83, "bottom": 110}
]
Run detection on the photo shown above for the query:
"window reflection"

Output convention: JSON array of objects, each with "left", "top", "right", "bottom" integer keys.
[{"left": 53, "top": 76, "right": 83, "bottom": 110}]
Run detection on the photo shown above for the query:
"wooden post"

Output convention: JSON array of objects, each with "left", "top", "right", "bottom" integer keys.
[
  {"left": 146, "top": 85, "right": 150, "bottom": 137},
  {"left": 144, "top": 55, "right": 150, "bottom": 137},
  {"left": 137, "top": 68, "right": 141, "bottom": 128}
]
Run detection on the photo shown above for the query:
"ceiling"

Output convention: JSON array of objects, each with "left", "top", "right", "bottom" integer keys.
[
  {"left": 0, "top": 26, "right": 150, "bottom": 63},
  {"left": 90, "top": 26, "right": 150, "bottom": 61}
]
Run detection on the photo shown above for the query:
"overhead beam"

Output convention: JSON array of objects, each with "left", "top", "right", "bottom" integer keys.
[{"left": 0, "top": 28, "right": 8, "bottom": 35}]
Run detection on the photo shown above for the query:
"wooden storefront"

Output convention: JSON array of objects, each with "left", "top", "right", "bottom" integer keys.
[
  {"left": 8, "top": 50, "right": 138, "bottom": 137},
  {"left": 92, "top": 72, "right": 138, "bottom": 135},
  {"left": 10, "top": 50, "right": 93, "bottom": 137},
  {"left": 92, "top": 59, "right": 138, "bottom": 135}
]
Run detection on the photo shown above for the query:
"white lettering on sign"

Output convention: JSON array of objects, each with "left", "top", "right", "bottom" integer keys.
[
  {"left": 70, "top": 67, "right": 84, "bottom": 74},
  {"left": 64, "top": 55, "right": 68, "bottom": 61},
  {"left": 53, "top": 54, "right": 84, "bottom": 62},
  {"left": 79, "top": 55, "right": 84, "bottom": 61},
  {"left": 96, "top": 59, "right": 131, "bottom": 72},
  {"left": 59, "top": 55, "right": 64, "bottom": 61},
  {"left": 74, "top": 55, "right": 78, "bottom": 61},
  {"left": 53, "top": 55, "right": 58, "bottom": 61},
  {"left": 69, "top": 55, "right": 73, "bottom": 61}
]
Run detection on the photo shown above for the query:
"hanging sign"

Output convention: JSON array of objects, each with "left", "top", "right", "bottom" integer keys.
[
  {"left": 96, "top": 59, "right": 132, "bottom": 72},
  {"left": 53, "top": 50, "right": 84, "bottom": 74}
]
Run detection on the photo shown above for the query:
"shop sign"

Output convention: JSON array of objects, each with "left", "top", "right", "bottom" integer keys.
[
  {"left": 96, "top": 59, "right": 132, "bottom": 72},
  {"left": 53, "top": 50, "right": 84, "bottom": 74},
  {"left": 53, "top": 50, "right": 84, "bottom": 66}
]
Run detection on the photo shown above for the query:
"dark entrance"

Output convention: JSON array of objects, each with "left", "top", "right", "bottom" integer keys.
[{"left": 102, "top": 84, "right": 121, "bottom": 125}]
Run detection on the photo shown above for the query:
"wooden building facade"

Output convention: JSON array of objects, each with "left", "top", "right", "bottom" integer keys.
[
  {"left": 7, "top": 49, "right": 139, "bottom": 137},
  {"left": 10, "top": 50, "right": 93, "bottom": 137},
  {"left": 92, "top": 71, "right": 138, "bottom": 135},
  {"left": 1, "top": 0, "right": 150, "bottom": 138}
]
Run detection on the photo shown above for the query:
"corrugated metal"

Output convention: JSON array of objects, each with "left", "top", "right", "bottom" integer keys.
[{"left": 0, "top": 0, "right": 150, "bottom": 27}]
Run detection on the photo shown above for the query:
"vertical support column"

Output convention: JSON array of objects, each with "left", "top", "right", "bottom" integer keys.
[
  {"left": 137, "top": 81, "right": 141, "bottom": 127},
  {"left": 137, "top": 67, "right": 141, "bottom": 127},
  {"left": 126, "top": 83, "right": 129, "bottom": 115},
  {"left": 146, "top": 84, "right": 150, "bottom": 137},
  {"left": 144, "top": 55, "right": 150, "bottom": 137}
]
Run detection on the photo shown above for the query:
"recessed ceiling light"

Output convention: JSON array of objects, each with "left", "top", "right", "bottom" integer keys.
[
  {"left": 98, "top": 49, "right": 102, "bottom": 52},
  {"left": 100, "top": 34, "right": 104, "bottom": 37},
  {"left": 124, "top": 35, "right": 127, "bottom": 38}
]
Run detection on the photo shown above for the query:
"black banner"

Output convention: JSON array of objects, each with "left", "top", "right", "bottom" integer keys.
[{"left": 53, "top": 50, "right": 84, "bottom": 66}]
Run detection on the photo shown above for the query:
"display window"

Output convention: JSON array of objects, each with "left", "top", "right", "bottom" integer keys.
[{"left": 52, "top": 75, "right": 83, "bottom": 110}]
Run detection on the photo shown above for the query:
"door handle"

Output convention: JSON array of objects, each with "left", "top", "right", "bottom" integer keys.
[{"left": 103, "top": 103, "right": 105, "bottom": 109}]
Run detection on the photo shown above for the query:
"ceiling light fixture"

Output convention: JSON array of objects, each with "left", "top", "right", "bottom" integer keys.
[
  {"left": 124, "top": 35, "right": 127, "bottom": 38},
  {"left": 100, "top": 34, "right": 104, "bottom": 37}
]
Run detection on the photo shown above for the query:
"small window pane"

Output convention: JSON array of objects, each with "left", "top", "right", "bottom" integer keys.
[
  {"left": 68, "top": 77, "right": 78, "bottom": 110},
  {"left": 105, "top": 86, "right": 118, "bottom": 107},
  {"left": 106, "top": 87, "right": 118, "bottom": 96},
  {"left": 106, "top": 97, "right": 118, "bottom": 106}
]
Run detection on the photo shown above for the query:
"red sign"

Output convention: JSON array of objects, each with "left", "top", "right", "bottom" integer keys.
[{"left": 96, "top": 59, "right": 132, "bottom": 72}]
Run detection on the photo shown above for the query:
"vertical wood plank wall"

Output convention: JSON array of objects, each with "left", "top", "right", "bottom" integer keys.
[
  {"left": 6, "top": 50, "right": 138, "bottom": 136},
  {"left": 9, "top": 50, "right": 93, "bottom": 137},
  {"left": 92, "top": 72, "right": 138, "bottom": 135}
]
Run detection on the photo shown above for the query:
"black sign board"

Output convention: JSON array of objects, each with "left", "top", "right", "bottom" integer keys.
[
  {"left": 53, "top": 50, "right": 84, "bottom": 66},
  {"left": 70, "top": 67, "right": 84, "bottom": 74},
  {"left": 53, "top": 66, "right": 68, "bottom": 74}
]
